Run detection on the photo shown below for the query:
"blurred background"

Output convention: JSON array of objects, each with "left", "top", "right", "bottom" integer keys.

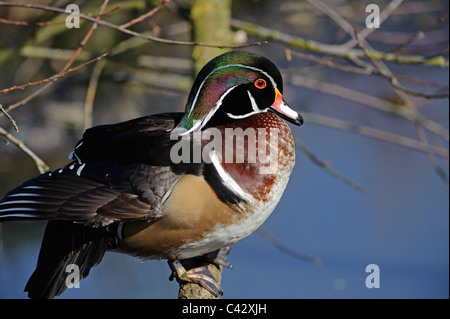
[{"left": 0, "top": 0, "right": 448, "bottom": 298}]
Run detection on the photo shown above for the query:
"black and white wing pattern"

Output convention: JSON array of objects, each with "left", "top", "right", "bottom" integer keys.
[{"left": 0, "top": 113, "right": 185, "bottom": 226}]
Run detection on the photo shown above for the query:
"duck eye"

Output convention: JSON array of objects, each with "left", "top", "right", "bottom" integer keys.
[{"left": 254, "top": 79, "right": 267, "bottom": 89}]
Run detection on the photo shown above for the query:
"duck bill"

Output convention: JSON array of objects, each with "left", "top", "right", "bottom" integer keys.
[{"left": 269, "top": 88, "right": 303, "bottom": 126}]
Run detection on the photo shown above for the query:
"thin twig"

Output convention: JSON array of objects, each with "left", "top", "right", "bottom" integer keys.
[
  {"left": 0, "top": 53, "right": 108, "bottom": 173},
  {"left": 285, "top": 49, "right": 371, "bottom": 75},
  {"left": 0, "top": 126, "right": 49, "bottom": 173},
  {"left": 341, "top": 0, "right": 405, "bottom": 48},
  {"left": 0, "top": 1, "right": 267, "bottom": 49},
  {"left": 84, "top": 58, "right": 107, "bottom": 130},
  {"left": 306, "top": 0, "right": 356, "bottom": 38},
  {"left": 0, "top": 0, "right": 110, "bottom": 118},
  {"left": 0, "top": 105, "right": 18, "bottom": 132},
  {"left": 303, "top": 112, "right": 449, "bottom": 159},
  {"left": 287, "top": 74, "right": 449, "bottom": 142},
  {"left": 257, "top": 226, "right": 322, "bottom": 269},
  {"left": 0, "top": 53, "right": 109, "bottom": 95},
  {"left": 294, "top": 138, "right": 367, "bottom": 193},
  {"left": 415, "top": 124, "right": 449, "bottom": 186},
  {"left": 231, "top": 19, "right": 448, "bottom": 67},
  {"left": 0, "top": 5, "right": 121, "bottom": 27},
  {"left": 354, "top": 31, "right": 449, "bottom": 100},
  {"left": 120, "top": 3, "right": 163, "bottom": 29},
  {"left": 306, "top": 0, "right": 414, "bottom": 107},
  {"left": 388, "top": 13, "right": 449, "bottom": 54},
  {"left": 82, "top": 0, "right": 110, "bottom": 130},
  {"left": 60, "top": 0, "right": 110, "bottom": 73},
  {"left": 286, "top": 49, "right": 450, "bottom": 91}
]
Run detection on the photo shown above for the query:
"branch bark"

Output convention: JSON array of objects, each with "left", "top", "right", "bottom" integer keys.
[
  {"left": 230, "top": 19, "right": 449, "bottom": 67},
  {"left": 0, "top": 1, "right": 264, "bottom": 49},
  {"left": 177, "top": 260, "right": 223, "bottom": 299},
  {"left": 190, "top": 0, "right": 233, "bottom": 74}
]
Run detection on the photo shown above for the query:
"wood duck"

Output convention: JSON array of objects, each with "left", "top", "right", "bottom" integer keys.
[{"left": 0, "top": 51, "right": 303, "bottom": 298}]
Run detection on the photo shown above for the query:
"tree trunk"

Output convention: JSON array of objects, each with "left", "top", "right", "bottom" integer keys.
[{"left": 190, "top": 0, "right": 233, "bottom": 74}]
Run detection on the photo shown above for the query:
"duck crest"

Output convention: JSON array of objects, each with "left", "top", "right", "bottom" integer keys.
[{"left": 178, "top": 67, "right": 261, "bottom": 132}]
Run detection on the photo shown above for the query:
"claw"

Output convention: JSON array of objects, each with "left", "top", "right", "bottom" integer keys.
[
  {"left": 168, "top": 260, "right": 223, "bottom": 297},
  {"left": 204, "top": 246, "right": 233, "bottom": 269}
]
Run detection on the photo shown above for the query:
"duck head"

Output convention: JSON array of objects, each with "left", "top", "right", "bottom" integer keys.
[{"left": 176, "top": 51, "right": 303, "bottom": 134}]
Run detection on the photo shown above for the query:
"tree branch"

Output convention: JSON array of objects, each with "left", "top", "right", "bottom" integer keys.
[
  {"left": 302, "top": 112, "right": 449, "bottom": 159},
  {"left": 0, "top": 53, "right": 108, "bottom": 95},
  {"left": 0, "top": 126, "right": 49, "bottom": 173},
  {"left": 287, "top": 74, "right": 449, "bottom": 142},
  {"left": 0, "top": 1, "right": 266, "bottom": 49},
  {"left": 257, "top": 226, "right": 322, "bottom": 268},
  {"left": 0, "top": 105, "right": 18, "bottom": 132},
  {"left": 294, "top": 138, "right": 366, "bottom": 193},
  {"left": 230, "top": 19, "right": 449, "bottom": 67}
]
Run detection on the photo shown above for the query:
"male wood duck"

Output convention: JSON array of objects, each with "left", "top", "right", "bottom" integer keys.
[{"left": 0, "top": 51, "right": 303, "bottom": 298}]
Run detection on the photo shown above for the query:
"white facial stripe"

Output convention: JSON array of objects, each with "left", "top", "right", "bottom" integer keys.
[
  {"left": 247, "top": 90, "right": 259, "bottom": 112},
  {"left": 180, "top": 85, "right": 239, "bottom": 135},
  {"left": 182, "top": 63, "right": 279, "bottom": 133},
  {"left": 200, "top": 85, "right": 239, "bottom": 130},
  {"left": 236, "top": 64, "right": 277, "bottom": 88},
  {"left": 226, "top": 110, "right": 261, "bottom": 120},
  {"left": 209, "top": 150, "right": 253, "bottom": 203}
]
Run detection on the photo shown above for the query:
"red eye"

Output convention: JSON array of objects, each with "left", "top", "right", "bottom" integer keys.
[{"left": 254, "top": 79, "right": 267, "bottom": 89}]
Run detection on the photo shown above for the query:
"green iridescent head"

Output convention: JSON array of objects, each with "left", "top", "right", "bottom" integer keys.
[{"left": 175, "top": 51, "right": 301, "bottom": 133}]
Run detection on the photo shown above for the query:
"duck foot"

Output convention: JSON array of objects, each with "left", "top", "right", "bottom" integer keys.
[
  {"left": 168, "top": 259, "right": 223, "bottom": 297},
  {"left": 204, "top": 246, "right": 233, "bottom": 269},
  {"left": 168, "top": 246, "right": 233, "bottom": 297}
]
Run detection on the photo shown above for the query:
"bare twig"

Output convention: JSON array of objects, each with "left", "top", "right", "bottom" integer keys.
[
  {"left": 305, "top": 0, "right": 414, "bottom": 108},
  {"left": 388, "top": 13, "right": 449, "bottom": 54},
  {"left": 119, "top": 3, "right": 163, "bottom": 29},
  {"left": 0, "top": 105, "right": 18, "bottom": 132},
  {"left": 286, "top": 49, "right": 449, "bottom": 91},
  {"left": 0, "top": 126, "right": 49, "bottom": 173},
  {"left": 306, "top": 0, "right": 356, "bottom": 38},
  {"left": 287, "top": 30, "right": 447, "bottom": 100},
  {"left": 415, "top": 124, "right": 449, "bottom": 186},
  {"left": 354, "top": 31, "right": 449, "bottom": 100},
  {"left": 0, "top": 0, "right": 111, "bottom": 118},
  {"left": 285, "top": 49, "right": 371, "bottom": 75},
  {"left": 294, "top": 138, "right": 366, "bottom": 193},
  {"left": 257, "top": 226, "right": 322, "bottom": 268},
  {"left": 0, "top": 5, "right": 121, "bottom": 27},
  {"left": 302, "top": 112, "right": 449, "bottom": 159},
  {"left": 0, "top": 1, "right": 267, "bottom": 49},
  {"left": 231, "top": 19, "right": 449, "bottom": 67},
  {"left": 0, "top": 53, "right": 107, "bottom": 173},
  {"left": 0, "top": 53, "right": 109, "bottom": 95},
  {"left": 287, "top": 74, "right": 449, "bottom": 142},
  {"left": 60, "top": 0, "right": 110, "bottom": 73},
  {"left": 84, "top": 58, "right": 108, "bottom": 130},
  {"left": 341, "top": 0, "right": 405, "bottom": 48}
]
